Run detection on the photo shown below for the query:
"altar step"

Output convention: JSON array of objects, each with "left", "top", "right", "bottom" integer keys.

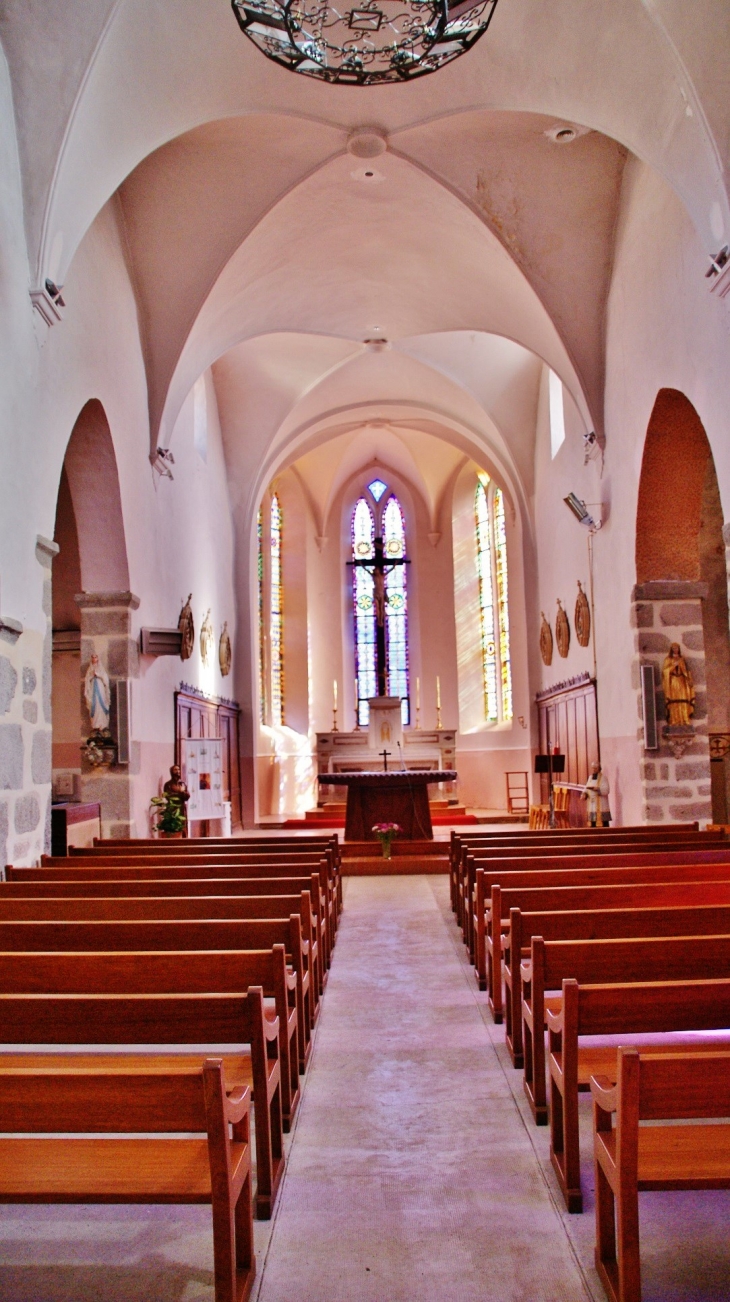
[
  {"left": 340, "top": 841, "right": 450, "bottom": 875},
  {"left": 285, "top": 800, "right": 476, "bottom": 830}
]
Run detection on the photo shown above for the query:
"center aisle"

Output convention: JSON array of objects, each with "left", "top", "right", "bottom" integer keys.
[{"left": 254, "top": 875, "right": 594, "bottom": 1302}]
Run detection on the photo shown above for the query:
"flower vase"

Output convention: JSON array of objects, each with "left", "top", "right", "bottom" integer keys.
[{"left": 381, "top": 839, "right": 392, "bottom": 860}]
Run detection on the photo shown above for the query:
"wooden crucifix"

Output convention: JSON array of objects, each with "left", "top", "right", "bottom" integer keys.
[
  {"left": 380, "top": 748, "right": 391, "bottom": 772},
  {"left": 347, "top": 535, "right": 410, "bottom": 698}
]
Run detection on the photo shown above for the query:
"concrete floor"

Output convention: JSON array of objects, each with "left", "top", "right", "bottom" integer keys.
[{"left": 1, "top": 874, "right": 728, "bottom": 1301}]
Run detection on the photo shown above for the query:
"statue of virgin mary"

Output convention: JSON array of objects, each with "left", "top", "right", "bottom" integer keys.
[{"left": 84, "top": 653, "right": 111, "bottom": 731}]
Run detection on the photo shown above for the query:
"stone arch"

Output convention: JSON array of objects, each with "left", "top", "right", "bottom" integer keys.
[
  {"left": 633, "top": 389, "right": 730, "bottom": 823},
  {"left": 51, "top": 400, "right": 137, "bottom": 835},
  {"left": 60, "top": 399, "right": 129, "bottom": 593}
]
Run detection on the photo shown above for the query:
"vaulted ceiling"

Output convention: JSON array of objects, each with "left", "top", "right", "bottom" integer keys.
[{"left": 2, "top": 0, "right": 728, "bottom": 514}]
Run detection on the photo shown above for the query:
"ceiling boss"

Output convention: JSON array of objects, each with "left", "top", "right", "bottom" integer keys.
[{"left": 231, "top": 0, "right": 499, "bottom": 85}]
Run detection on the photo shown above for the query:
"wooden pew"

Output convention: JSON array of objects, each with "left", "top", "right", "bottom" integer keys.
[
  {"left": 0, "top": 947, "right": 300, "bottom": 1131},
  {"left": 521, "top": 932, "right": 730, "bottom": 1123},
  {"left": 591, "top": 1047, "right": 730, "bottom": 1302},
  {"left": 0, "top": 916, "right": 313, "bottom": 1072},
  {"left": 0, "top": 987, "right": 283, "bottom": 1218},
  {"left": 472, "top": 850, "right": 730, "bottom": 992},
  {"left": 486, "top": 878, "right": 730, "bottom": 1023},
  {"left": 448, "top": 825, "right": 715, "bottom": 912},
  {"left": 461, "top": 840, "right": 729, "bottom": 948},
  {"left": 0, "top": 1058, "right": 256, "bottom": 1302},
  {"left": 11, "top": 860, "right": 338, "bottom": 957},
  {"left": 0, "top": 878, "right": 329, "bottom": 991},
  {"left": 547, "top": 975, "right": 730, "bottom": 1212},
  {"left": 505, "top": 902, "right": 730, "bottom": 1070}
]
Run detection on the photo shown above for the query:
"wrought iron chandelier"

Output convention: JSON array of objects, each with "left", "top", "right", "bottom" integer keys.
[{"left": 231, "top": 0, "right": 499, "bottom": 86}]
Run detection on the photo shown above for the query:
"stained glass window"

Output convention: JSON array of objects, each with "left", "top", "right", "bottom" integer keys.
[
  {"left": 352, "top": 497, "right": 376, "bottom": 725},
  {"left": 270, "top": 494, "right": 284, "bottom": 727},
  {"left": 475, "top": 477, "right": 512, "bottom": 725},
  {"left": 258, "top": 507, "right": 265, "bottom": 724},
  {"left": 368, "top": 478, "right": 388, "bottom": 502},
  {"left": 383, "top": 496, "right": 410, "bottom": 725},
  {"left": 493, "top": 487, "right": 513, "bottom": 721}
]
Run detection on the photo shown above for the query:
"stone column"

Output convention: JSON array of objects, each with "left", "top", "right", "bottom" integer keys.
[
  {"left": 632, "top": 581, "right": 711, "bottom": 823},
  {"left": 76, "top": 591, "right": 140, "bottom": 838}
]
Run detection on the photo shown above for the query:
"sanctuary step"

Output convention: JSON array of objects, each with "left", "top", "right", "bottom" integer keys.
[
  {"left": 284, "top": 809, "right": 478, "bottom": 828},
  {"left": 340, "top": 840, "right": 450, "bottom": 875}
]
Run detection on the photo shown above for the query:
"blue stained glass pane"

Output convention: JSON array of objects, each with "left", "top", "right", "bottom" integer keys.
[
  {"left": 352, "top": 498, "right": 376, "bottom": 726},
  {"left": 383, "top": 496, "right": 410, "bottom": 725},
  {"left": 368, "top": 478, "right": 388, "bottom": 502}
]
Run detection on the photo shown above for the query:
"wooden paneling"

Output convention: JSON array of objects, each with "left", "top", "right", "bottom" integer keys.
[
  {"left": 175, "top": 688, "right": 242, "bottom": 831},
  {"left": 536, "top": 674, "right": 598, "bottom": 804}
]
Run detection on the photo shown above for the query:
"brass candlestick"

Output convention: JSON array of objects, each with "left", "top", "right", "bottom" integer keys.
[{"left": 332, "top": 706, "right": 339, "bottom": 733}]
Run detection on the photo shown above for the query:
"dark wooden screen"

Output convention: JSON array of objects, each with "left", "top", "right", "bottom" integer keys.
[
  {"left": 175, "top": 685, "right": 242, "bottom": 832},
  {"left": 536, "top": 673, "right": 599, "bottom": 803}
]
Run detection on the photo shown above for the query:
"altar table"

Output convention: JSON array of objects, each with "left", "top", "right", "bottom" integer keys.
[{"left": 317, "top": 770, "right": 457, "bottom": 841}]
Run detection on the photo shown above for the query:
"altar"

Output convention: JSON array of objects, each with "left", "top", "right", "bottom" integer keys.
[{"left": 317, "top": 769, "right": 458, "bottom": 840}]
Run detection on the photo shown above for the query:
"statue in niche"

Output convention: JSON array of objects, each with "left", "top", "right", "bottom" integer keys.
[
  {"left": 575, "top": 581, "right": 591, "bottom": 647},
  {"left": 556, "top": 599, "right": 570, "bottom": 659},
  {"left": 200, "top": 609, "right": 214, "bottom": 667},
  {"left": 662, "top": 642, "right": 695, "bottom": 727},
  {"left": 219, "top": 622, "right": 232, "bottom": 677},
  {"left": 539, "top": 612, "right": 553, "bottom": 666},
  {"left": 178, "top": 595, "right": 194, "bottom": 661},
  {"left": 83, "top": 653, "right": 111, "bottom": 732}
]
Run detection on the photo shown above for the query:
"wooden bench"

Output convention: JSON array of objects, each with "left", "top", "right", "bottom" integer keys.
[
  {"left": 547, "top": 975, "right": 730, "bottom": 1212},
  {"left": 505, "top": 902, "right": 730, "bottom": 1070},
  {"left": 521, "top": 932, "right": 730, "bottom": 1123},
  {"left": 451, "top": 828, "right": 724, "bottom": 922},
  {"left": 591, "top": 1048, "right": 730, "bottom": 1302},
  {"left": 0, "top": 914, "right": 313, "bottom": 1071},
  {"left": 0, "top": 987, "right": 283, "bottom": 1218},
  {"left": 11, "top": 860, "right": 338, "bottom": 958},
  {"left": 0, "top": 1057, "right": 256, "bottom": 1302},
  {"left": 448, "top": 825, "right": 715, "bottom": 913},
  {"left": 464, "top": 843, "right": 730, "bottom": 956},
  {"left": 486, "top": 879, "right": 730, "bottom": 1024},
  {"left": 0, "top": 946, "right": 300, "bottom": 1132},
  {"left": 0, "top": 881, "right": 329, "bottom": 991},
  {"left": 473, "top": 851, "right": 730, "bottom": 993}
]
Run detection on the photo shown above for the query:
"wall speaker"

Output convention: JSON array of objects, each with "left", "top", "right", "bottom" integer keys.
[
  {"left": 116, "top": 679, "right": 131, "bottom": 765},
  {"left": 641, "top": 664, "right": 658, "bottom": 750}
]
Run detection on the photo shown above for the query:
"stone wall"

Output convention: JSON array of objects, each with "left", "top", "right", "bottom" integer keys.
[
  {"left": 0, "top": 536, "right": 56, "bottom": 870},
  {"left": 632, "top": 581, "right": 711, "bottom": 823}
]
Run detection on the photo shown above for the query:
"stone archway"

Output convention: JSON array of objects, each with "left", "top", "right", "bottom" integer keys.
[
  {"left": 633, "top": 389, "right": 730, "bottom": 823},
  {"left": 52, "top": 400, "right": 139, "bottom": 837}
]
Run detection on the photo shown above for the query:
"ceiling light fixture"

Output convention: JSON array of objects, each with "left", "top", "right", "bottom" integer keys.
[{"left": 231, "top": 0, "right": 499, "bottom": 85}]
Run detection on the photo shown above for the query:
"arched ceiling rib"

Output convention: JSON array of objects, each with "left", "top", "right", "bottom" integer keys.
[
  {"left": 159, "top": 146, "right": 593, "bottom": 450},
  {"left": 1, "top": 0, "right": 727, "bottom": 289}
]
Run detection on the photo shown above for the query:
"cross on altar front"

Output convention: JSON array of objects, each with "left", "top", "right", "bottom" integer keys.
[{"left": 347, "top": 535, "right": 410, "bottom": 698}]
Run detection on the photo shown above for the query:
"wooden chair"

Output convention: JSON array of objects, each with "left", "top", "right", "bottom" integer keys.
[
  {"left": 0, "top": 1058, "right": 256, "bottom": 1302},
  {"left": 547, "top": 976, "right": 730, "bottom": 1212},
  {"left": 0, "top": 986, "right": 284, "bottom": 1218},
  {"left": 591, "top": 1048, "right": 730, "bottom": 1302}
]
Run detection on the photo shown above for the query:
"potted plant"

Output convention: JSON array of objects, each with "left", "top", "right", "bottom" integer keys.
[
  {"left": 150, "top": 792, "right": 186, "bottom": 838},
  {"left": 372, "top": 822, "right": 401, "bottom": 859}
]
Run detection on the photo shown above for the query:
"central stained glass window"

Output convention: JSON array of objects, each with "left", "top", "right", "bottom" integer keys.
[
  {"left": 270, "top": 493, "right": 284, "bottom": 726},
  {"left": 351, "top": 493, "right": 410, "bottom": 726}
]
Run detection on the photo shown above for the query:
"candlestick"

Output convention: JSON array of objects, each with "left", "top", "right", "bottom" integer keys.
[
  {"left": 332, "top": 678, "right": 339, "bottom": 732},
  {"left": 436, "top": 675, "right": 442, "bottom": 729},
  {"left": 354, "top": 677, "right": 360, "bottom": 730},
  {"left": 415, "top": 676, "right": 421, "bottom": 730}
]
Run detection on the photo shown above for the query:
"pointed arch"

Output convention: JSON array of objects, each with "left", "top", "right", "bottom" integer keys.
[
  {"left": 352, "top": 497, "right": 376, "bottom": 725},
  {"left": 383, "top": 495, "right": 410, "bottom": 724}
]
